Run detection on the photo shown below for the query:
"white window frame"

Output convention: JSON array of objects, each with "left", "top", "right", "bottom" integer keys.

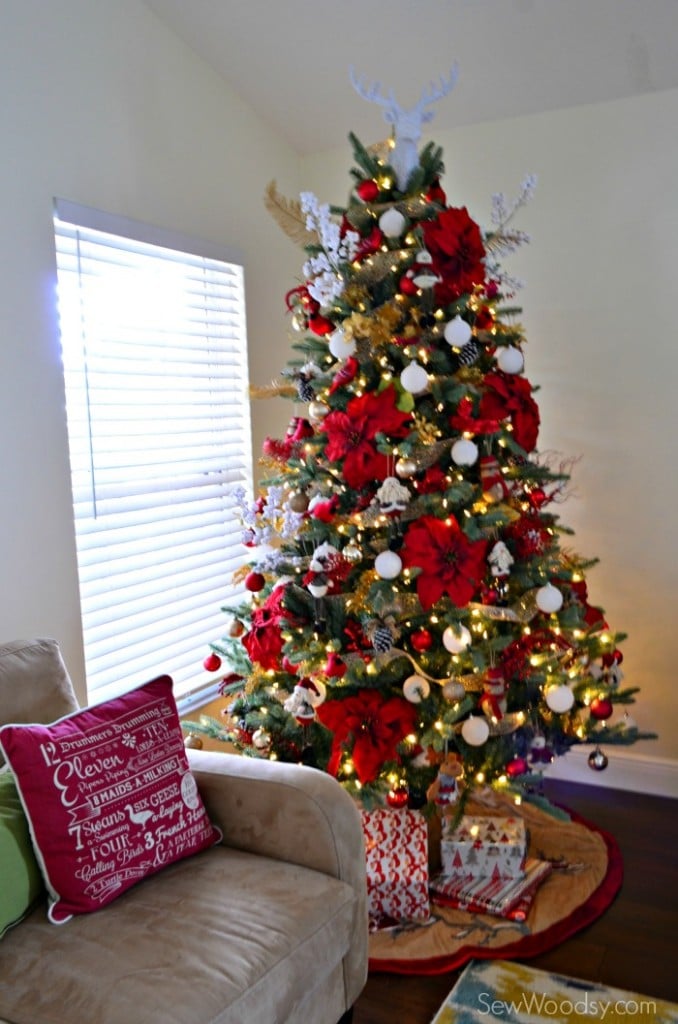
[{"left": 54, "top": 198, "right": 253, "bottom": 707}]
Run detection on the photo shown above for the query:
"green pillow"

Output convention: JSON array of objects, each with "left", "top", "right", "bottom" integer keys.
[{"left": 0, "top": 770, "right": 44, "bottom": 937}]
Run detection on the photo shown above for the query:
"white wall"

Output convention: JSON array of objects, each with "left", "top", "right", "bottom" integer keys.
[
  {"left": 0, "top": 0, "right": 299, "bottom": 701},
  {"left": 301, "top": 88, "right": 678, "bottom": 773}
]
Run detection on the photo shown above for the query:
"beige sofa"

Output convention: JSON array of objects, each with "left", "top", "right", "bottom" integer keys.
[{"left": 0, "top": 639, "right": 368, "bottom": 1024}]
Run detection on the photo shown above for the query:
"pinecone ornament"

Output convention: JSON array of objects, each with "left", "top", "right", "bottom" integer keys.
[
  {"left": 371, "top": 624, "right": 394, "bottom": 653},
  {"left": 297, "top": 375, "right": 316, "bottom": 402},
  {"left": 455, "top": 340, "right": 481, "bottom": 367}
]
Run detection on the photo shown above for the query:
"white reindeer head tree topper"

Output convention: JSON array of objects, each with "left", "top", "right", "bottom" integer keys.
[{"left": 349, "top": 65, "right": 458, "bottom": 191}]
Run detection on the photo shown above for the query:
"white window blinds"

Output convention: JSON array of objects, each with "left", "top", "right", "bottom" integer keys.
[{"left": 54, "top": 199, "right": 253, "bottom": 702}]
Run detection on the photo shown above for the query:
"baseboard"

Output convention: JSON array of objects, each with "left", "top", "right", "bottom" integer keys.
[{"left": 544, "top": 746, "right": 678, "bottom": 798}]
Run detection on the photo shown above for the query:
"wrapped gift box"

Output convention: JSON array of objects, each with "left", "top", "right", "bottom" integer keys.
[
  {"left": 440, "top": 815, "right": 527, "bottom": 879},
  {"left": 361, "top": 807, "right": 430, "bottom": 930}
]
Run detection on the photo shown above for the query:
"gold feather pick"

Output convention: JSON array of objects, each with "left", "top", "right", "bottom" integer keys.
[
  {"left": 250, "top": 380, "right": 297, "bottom": 400},
  {"left": 264, "top": 180, "right": 318, "bottom": 248}
]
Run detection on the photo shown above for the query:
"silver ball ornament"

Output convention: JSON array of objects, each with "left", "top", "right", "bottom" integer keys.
[
  {"left": 588, "top": 746, "right": 609, "bottom": 771},
  {"left": 442, "top": 679, "right": 465, "bottom": 701}
]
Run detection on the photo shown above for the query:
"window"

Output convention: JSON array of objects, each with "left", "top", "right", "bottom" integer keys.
[{"left": 54, "top": 199, "right": 252, "bottom": 704}]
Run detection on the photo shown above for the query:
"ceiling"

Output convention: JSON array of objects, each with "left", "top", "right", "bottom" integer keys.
[{"left": 144, "top": 0, "right": 678, "bottom": 154}]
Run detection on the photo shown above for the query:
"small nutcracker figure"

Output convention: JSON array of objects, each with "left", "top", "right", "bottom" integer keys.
[{"left": 479, "top": 666, "right": 508, "bottom": 720}]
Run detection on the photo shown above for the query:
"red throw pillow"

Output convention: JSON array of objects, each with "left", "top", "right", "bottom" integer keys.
[{"left": 0, "top": 676, "right": 220, "bottom": 924}]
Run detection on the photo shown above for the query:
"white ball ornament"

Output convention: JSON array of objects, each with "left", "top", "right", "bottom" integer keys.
[
  {"left": 442, "top": 624, "right": 472, "bottom": 653},
  {"left": 461, "top": 716, "right": 490, "bottom": 746},
  {"left": 400, "top": 360, "right": 429, "bottom": 395},
  {"left": 378, "top": 207, "right": 407, "bottom": 238},
  {"left": 496, "top": 346, "right": 524, "bottom": 374},
  {"left": 328, "top": 328, "right": 356, "bottom": 361},
  {"left": 374, "top": 549, "right": 403, "bottom": 580},
  {"left": 451, "top": 438, "right": 479, "bottom": 466},
  {"left": 545, "top": 684, "right": 575, "bottom": 713},
  {"left": 444, "top": 316, "right": 472, "bottom": 348},
  {"left": 403, "top": 675, "right": 431, "bottom": 703},
  {"left": 536, "top": 582, "right": 564, "bottom": 614}
]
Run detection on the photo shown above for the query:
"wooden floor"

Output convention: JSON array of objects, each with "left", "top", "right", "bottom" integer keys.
[{"left": 353, "top": 779, "right": 678, "bottom": 1024}]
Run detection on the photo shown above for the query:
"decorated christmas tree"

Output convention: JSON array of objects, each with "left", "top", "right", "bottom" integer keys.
[{"left": 193, "top": 69, "right": 654, "bottom": 813}]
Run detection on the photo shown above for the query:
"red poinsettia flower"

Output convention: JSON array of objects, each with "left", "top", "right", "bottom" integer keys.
[
  {"left": 425, "top": 178, "right": 447, "bottom": 205},
  {"left": 422, "top": 207, "right": 486, "bottom": 302},
  {"left": 316, "top": 689, "right": 418, "bottom": 784},
  {"left": 570, "top": 579, "right": 608, "bottom": 630},
  {"left": 322, "top": 385, "right": 411, "bottom": 488},
  {"left": 417, "top": 464, "right": 448, "bottom": 494},
  {"left": 241, "top": 587, "right": 292, "bottom": 670},
  {"left": 479, "top": 371, "right": 541, "bottom": 453},
  {"left": 400, "top": 514, "right": 488, "bottom": 610},
  {"left": 449, "top": 396, "right": 501, "bottom": 436}
]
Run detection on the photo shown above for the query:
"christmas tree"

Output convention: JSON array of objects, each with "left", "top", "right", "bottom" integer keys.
[{"left": 193, "top": 70, "right": 654, "bottom": 812}]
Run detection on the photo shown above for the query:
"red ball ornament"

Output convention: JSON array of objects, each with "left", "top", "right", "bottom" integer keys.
[
  {"left": 506, "top": 756, "right": 529, "bottom": 778},
  {"left": 590, "top": 697, "right": 613, "bottom": 721},
  {"left": 202, "top": 652, "right": 222, "bottom": 672},
  {"left": 602, "top": 649, "right": 624, "bottom": 667},
  {"left": 398, "top": 271, "right": 419, "bottom": 297},
  {"left": 386, "top": 787, "right": 409, "bottom": 809},
  {"left": 527, "top": 487, "right": 548, "bottom": 509},
  {"left": 410, "top": 628, "right": 433, "bottom": 653},
  {"left": 245, "top": 571, "right": 265, "bottom": 592},
  {"left": 356, "top": 179, "right": 379, "bottom": 202},
  {"left": 308, "top": 315, "right": 334, "bottom": 336},
  {"left": 325, "top": 652, "right": 347, "bottom": 678}
]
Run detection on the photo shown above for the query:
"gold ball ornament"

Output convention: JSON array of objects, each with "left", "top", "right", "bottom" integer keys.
[
  {"left": 183, "top": 733, "right": 203, "bottom": 750},
  {"left": 308, "top": 400, "right": 330, "bottom": 425},
  {"left": 288, "top": 491, "right": 310, "bottom": 513},
  {"left": 395, "top": 456, "right": 417, "bottom": 478},
  {"left": 343, "top": 540, "right": 362, "bottom": 563}
]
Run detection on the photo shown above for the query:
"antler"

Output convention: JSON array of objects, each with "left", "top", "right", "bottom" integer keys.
[
  {"left": 416, "top": 64, "right": 459, "bottom": 113},
  {"left": 348, "top": 66, "right": 396, "bottom": 111}
]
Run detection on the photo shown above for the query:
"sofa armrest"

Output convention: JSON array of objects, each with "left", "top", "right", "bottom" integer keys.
[{"left": 188, "top": 749, "right": 368, "bottom": 1006}]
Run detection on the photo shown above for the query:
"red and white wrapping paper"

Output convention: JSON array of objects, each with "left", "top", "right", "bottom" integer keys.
[
  {"left": 440, "top": 815, "right": 527, "bottom": 879},
  {"left": 361, "top": 807, "right": 430, "bottom": 931}
]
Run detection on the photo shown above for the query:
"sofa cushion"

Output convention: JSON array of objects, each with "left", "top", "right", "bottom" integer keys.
[
  {"left": 0, "top": 676, "right": 220, "bottom": 924},
  {"left": 0, "top": 843, "right": 358, "bottom": 1024},
  {"left": 0, "top": 771, "right": 44, "bottom": 938},
  {"left": 0, "top": 639, "right": 79, "bottom": 767}
]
